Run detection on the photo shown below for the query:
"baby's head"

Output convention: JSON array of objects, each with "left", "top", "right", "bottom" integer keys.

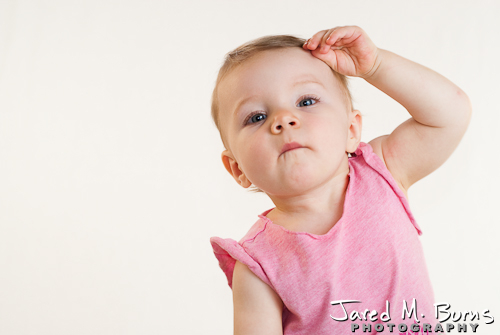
[{"left": 211, "top": 35, "right": 362, "bottom": 196}]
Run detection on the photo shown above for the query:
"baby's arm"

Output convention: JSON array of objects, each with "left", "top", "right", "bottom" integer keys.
[
  {"left": 305, "top": 26, "right": 472, "bottom": 191},
  {"left": 232, "top": 261, "right": 284, "bottom": 335}
]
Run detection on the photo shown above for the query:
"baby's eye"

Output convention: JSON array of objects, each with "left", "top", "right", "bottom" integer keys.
[
  {"left": 297, "top": 96, "right": 320, "bottom": 107},
  {"left": 246, "top": 112, "right": 267, "bottom": 125}
]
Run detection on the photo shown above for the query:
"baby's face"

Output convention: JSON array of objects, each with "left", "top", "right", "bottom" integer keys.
[{"left": 218, "top": 47, "right": 359, "bottom": 197}]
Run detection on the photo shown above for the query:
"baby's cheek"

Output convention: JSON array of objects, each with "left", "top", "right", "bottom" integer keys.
[{"left": 242, "top": 146, "right": 273, "bottom": 181}]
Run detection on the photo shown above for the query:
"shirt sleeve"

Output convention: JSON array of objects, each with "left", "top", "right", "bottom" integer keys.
[
  {"left": 355, "top": 141, "right": 423, "bottom": 235},
  {"left": 210, "top": 236, "right": 273, "bottom": 289}
]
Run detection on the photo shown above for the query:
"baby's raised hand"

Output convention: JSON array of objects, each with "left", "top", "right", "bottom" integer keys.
[{"left": 303, "top": 26, "right": 380, "bottom": 79}]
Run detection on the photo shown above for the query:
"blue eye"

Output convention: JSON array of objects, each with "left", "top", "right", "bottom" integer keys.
[
  {"left": 298, "top": 96, "right": 319, "bottom": 107},
  {"left": 245, "top": 112, "right": 267, "bottom": 125}
]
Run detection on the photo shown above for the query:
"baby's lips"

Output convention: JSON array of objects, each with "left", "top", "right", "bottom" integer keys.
[{"left": 281, "top": 141, "right": 304, "bottom": 155}]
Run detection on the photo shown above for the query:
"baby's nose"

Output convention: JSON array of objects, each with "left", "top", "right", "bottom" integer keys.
[
  {"left": 275, "top": 120, "right": 297, "bottom": 130},
  {"left": 271, "top": 111, "right": 300, "bottom": 134}
]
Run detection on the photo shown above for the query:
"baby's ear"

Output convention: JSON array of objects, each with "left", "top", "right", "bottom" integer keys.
[
  {"left": 347, "top": 110, "right": 362, "bottom": 153},
  {"left": 221, "top": 150, "right": 252, "bottom": 188}
]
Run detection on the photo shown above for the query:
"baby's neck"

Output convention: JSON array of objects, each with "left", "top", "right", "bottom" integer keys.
[{"left": 265, "top": 167, "right": 350, "bottom": 235}]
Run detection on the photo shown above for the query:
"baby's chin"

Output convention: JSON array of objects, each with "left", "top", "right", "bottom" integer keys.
[
  {"left": 256, "top": 175, "right": 332, "bottom": 198},
  {"left": 250, "top": 156, "right": 347, "bottom": 196}
]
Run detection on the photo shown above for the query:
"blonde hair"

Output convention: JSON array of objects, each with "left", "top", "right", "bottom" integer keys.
[{"left": 211, "top": 35, "right": 353, "bottom": 193}]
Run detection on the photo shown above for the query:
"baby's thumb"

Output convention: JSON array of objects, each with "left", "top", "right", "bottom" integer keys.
[{"left": 310, "top": 49, "right": 338, "bottom": 72}]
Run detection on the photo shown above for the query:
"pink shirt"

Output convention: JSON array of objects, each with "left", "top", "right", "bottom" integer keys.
[{"left": 211, "top": 142, "right": 436, "bottom": 334}]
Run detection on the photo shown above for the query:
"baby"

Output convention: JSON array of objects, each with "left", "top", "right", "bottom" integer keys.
[{"left": 210, "top": 26, "right": 471, "bottom": 335}]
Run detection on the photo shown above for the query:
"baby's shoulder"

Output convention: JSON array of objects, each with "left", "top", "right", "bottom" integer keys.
[{"left": 368, "top": 136, "right": 409, "bottom": 200}]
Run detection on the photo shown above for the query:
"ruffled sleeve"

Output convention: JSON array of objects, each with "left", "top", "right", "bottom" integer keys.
[{"left": 210, "top": 236, "right": 273, "bottom": 289}]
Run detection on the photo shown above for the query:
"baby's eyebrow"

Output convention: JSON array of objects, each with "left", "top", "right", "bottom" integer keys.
[
  {"left": 292, "top": 79, "right": 326, "bottom": 89},
  {"left": 233, "top": 95, "right": 258, "bottom": 116},
  {"left": 232, "top": 79, "right": 325, "bottom": 116}
]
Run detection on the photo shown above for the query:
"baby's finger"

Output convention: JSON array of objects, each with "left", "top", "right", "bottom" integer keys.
[
  {"left": 326, "top": 25, "right": 360, "bottom": 47},
  {"left": 318, "top": 27, "right": 341, "bottom": 53},
  {"left": 302, "top": 38, "right": 310, "bottom": 49},
  {"left": 304, "top": 30, "right": 329, "bottom": 50}
]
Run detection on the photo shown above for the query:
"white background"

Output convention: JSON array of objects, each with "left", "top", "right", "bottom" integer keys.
[{"left": 0, "top": 0, "right": 498, "bottom": 334}]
